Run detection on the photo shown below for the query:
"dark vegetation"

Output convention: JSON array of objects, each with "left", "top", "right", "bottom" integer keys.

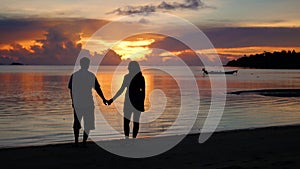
[{"left": 226, "top": 50, "right": 300, "bottom": 69}]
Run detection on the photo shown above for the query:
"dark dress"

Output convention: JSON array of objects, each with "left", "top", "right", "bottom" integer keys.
[{"left": 128, "top": 73, "right": 145, "bottom": 112}]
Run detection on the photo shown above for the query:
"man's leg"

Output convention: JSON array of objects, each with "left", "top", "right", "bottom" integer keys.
[
  {"left": 82, "top": 107, "right": 94, "bottom": 145},
  {"left": 73, "top": 109, "right": 82, "bottom": 146}
]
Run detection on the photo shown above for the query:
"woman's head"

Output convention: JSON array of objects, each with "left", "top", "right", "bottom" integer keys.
[{"left": 128, "top": 61, "right": 141, "bottom": 75}]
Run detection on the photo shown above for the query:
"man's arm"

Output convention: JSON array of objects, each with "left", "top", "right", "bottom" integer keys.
[
  {"left": 68, "top": 75, "right": 73, "bottom": 90},
  {"left": 94, "top": 77, "right": 107, "bottom": 105},
  {"left": 68, "top": 75, "right": 74, "bottom": 107}
]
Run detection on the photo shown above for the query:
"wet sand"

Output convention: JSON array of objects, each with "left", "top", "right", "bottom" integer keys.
[{"left": 1, "top": 125, "right": 300, "bottom": 169}]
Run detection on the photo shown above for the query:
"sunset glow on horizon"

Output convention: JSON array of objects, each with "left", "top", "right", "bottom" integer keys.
[
  {"left": 112, "top": 39, "right": 155, "bottom": 61},
  {"left": 1, "top": 0, "right": 300, "bottom": 65}
]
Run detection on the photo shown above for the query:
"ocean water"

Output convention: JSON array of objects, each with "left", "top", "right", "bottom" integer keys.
[{"left": 0, "top": 66, "right": 300, "bottom": 148}]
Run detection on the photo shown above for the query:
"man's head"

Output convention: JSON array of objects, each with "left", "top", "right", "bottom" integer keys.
[{"left": 80, "top": 57, "right": 90, "bottom": 70}]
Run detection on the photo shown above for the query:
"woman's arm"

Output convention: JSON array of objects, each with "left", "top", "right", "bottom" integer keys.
[{"left": 111, "top": 76, "right": 127, "bottom": 102}]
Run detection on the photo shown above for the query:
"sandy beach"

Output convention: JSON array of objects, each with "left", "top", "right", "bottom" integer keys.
[{"left": 1, "top": 125, "right": 300, "bottom": 169}]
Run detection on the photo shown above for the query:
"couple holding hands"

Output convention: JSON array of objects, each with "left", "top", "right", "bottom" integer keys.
[{"left": 68, "top": 57, "right": 145, "bottom": 146}]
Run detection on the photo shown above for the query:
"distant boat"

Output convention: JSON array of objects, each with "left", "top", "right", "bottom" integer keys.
[{"left": 202, "top": 68, "right": 238, "bottom": 75}]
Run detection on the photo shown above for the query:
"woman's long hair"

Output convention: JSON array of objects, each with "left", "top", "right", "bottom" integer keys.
[{"left": 128, "top": 61, "right": 142, "bottom": 76}]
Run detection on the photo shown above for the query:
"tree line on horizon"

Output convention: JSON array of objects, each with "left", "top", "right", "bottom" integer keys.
[{"left": 226, "top": 50, "right": 300, "bottom": 69}]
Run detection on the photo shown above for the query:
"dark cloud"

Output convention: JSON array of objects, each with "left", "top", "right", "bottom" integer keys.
[
  {"left": 0, "top": 27, "right": 81, "bottom": 65},
  {"left": 149, "top": 36, "right": 190, "bottom": 52},
  {"left": 0, "top": 18, "right": 109, "bottom": 46},
  {"left": 77, "top": 49, "right": 122, "bottom": 66},
  {"left": 0, "top": 18, "right": 123, "bottom": 65},
  {"left": 0, "top": 28, "right": 123, "bottom": 65},
  {"left": 177, "top": 51, "right": 203, "bottom": 66},
  {"left": 149, "top": 36, "right": 203, "bottom": 65},
  {"left": 147, "top": 27, "right": 300, "bottom": 65},
  {"left": 203, "top": 27, "right": 300, "bottom": 48},
  {"left": 0, "top": 18, "right": 121, "bottom": 65},
  {"left": 107, "top": 0, "right": 208, "bottom": 16},
  {"left": 0, "top": 19, "right": 47, "bottom": 45},
  {"left": 158, "top": 0, "right": 205, "bottom": 10},
  {"left": 138, "top": 18, "right": 150, "bottom": 24},
  {"left": 94, "top": 49, "right": 123, "bottom": 65},
  {"left": 149, "top": 27, "right": 300, "bottom": 50}
]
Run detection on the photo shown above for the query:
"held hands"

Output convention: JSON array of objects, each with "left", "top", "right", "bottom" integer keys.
[
  {"left": 107, "top": 99, "right": 113, "bottom": 105},
  {"left": 102, "top": 98, "right": 113, "bottom": 105},
  {"left": 103, "top": 99, "right": 108, "bottom": 105}
]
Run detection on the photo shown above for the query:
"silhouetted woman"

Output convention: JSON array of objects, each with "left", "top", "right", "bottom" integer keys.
[{"left": 109, "top": 61, "right": 145, "bottom": 139}]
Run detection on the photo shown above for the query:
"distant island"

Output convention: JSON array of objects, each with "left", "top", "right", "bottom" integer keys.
[
  {"left": 226, "top": 50, "right": 300, "bottom": 69},
  {"left": 10, "top": 62, "right": 24, "bottom": 65}
]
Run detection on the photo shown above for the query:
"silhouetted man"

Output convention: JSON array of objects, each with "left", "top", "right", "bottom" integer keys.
[{"left": 68, "top": 57, "right": 107, "bottom": 146}]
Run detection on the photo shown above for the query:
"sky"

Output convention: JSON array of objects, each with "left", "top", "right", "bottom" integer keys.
[{"left": 1, "top": 0, "right": 300, "bottom": 65}]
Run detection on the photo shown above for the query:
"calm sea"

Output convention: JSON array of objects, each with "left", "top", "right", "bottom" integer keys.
[{"left": 0, "top": 66, "right": 300, "bottom": 148}]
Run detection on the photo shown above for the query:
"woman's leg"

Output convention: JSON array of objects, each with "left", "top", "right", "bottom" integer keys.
[
  {"left": 132, "top": 111, "right": 141, "bottom": 138},
  {"left": 73, "top": 128, "right": 79, "bottom": 144},
  {"left": 124, "top": 111, "right": 132, "bottom": 137},
  {"left": 123, "top": 117, "right": 130, "bottom": 137}
]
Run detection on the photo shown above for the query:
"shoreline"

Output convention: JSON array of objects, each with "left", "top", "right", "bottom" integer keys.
[
  {"left": 1, "top": 124, "right": 300, "bottom": 150},
  {"left": 1, "top": 125, "right": 300, "bottom": 168}
]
